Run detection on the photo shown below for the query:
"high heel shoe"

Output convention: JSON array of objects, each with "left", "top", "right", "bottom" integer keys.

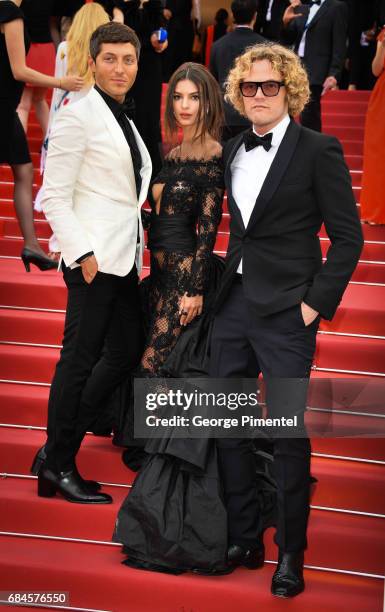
[{"left": 21, "top": 248, "right": 58, "bottom": 272}]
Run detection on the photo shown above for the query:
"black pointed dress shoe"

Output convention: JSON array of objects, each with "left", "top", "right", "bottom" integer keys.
[
  {"left": 227, "top": 542, "right": 265, "bottom": 569},
  {"left": 38, "top": 468, "right": 112, "bottom": 504},
  {"left": 271, "top": 551, "right": 305, "bottom": 598},
  {"left": 30, "top": 446, "right": 101, "bottom": 491}
]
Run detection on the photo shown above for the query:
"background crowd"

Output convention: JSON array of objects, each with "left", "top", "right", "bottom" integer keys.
[{"left": 1, "top": 0, "right": 384, "bottom": 268}]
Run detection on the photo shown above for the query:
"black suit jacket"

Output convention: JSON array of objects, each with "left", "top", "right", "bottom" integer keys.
[
  {"left": 281, "top": 0, "right": 348, "bottom": 84},
  {"left": 209, "top": 28, "right": 265, "bottom": 127},
  {"left": 255, "top": 0, "right": 290, "bottom": 41},
  {"left": 214, "top": 119, "right": 363, "bottom": 321}
]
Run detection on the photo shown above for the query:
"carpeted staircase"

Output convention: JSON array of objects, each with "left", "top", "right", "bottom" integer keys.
[{"left": 0, "top": 90, "right": 384, "bottom": 612}]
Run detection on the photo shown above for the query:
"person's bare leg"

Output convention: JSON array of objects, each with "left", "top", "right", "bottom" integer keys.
[
  {"left": 17, "top": 87, "right": 33, "bottom": 133},
  {"left": 11, "top": 162, "right": 46, "bottom": 254},
  {"left": 33, "top": 87, "right": 50, "bottom": 135}
]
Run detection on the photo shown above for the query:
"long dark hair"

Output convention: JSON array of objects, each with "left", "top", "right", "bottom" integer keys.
[{"left": 164, "top": 62, "right": 224, "bottom": 143}]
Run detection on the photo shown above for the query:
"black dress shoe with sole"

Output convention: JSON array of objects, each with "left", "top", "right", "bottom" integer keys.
[
  {"left": 31, "top": 445, "right": 101, "bottom": 491},
  {"left": 227, "top": 543, "right": 265, "bottom": 569},
  {"left": 271, "top": 551, "right": 305, "bottom": 598},
  {"left": 38, "top": 468, "right": 112, "bottom": 504}
]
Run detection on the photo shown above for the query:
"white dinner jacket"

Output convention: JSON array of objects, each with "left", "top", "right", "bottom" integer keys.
[{"left": 41, "top": 87, "right": 152, "bottom": 276}]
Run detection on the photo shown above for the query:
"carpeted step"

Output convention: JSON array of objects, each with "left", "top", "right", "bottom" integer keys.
[
  {"left": 0, "top": 535, "right": 382, "bottom": 612},
  {"left": 319, "top": 284, "right": 385, "bottom": 335},
  {"left": 320, "top": 222, "right": 385, "bottom": 242},
  {"left": 322, "top": 114, "right": 366, "bottom": 128},
  {"left": 0, "top": 477, "right": 383, "bottom": 576},
  {"left": 320, "top": 237, "right": 385, "bottom": 262},
  {"left": 322, "top": 100, "right": 369, "bottom": 114},
  {"left": 0, "top": 382, "right": 50, "bottom": 427},
  {"left": 343, "top": 155, "right": 363, "bottom": 170},
  {"left": 3, "top": 218, "right": 52, "bottom": 240},
  {"left": 306, "top": 409, "right": 384, "bottom": 442},
  {"left": 0, "top": 344, "right": 59, "bottom": 383},
  {"left": 0, "top": 427, "right": 384, "bottom": 514},
  {"left": 322, "top": 90, "right": 371, "bottom": 102},
  {"left": 0, "top": 308, "right": 64, "bottom": 345},
  {"left": 338, "top": 140, "right": 363, "bottom": 156},
  {"left": 314, "top": 333, "right": 385, "bottom": 375},
  {"left": 0, "top": 260, "right": 64, "bottom": 309},
  {"left": 323, "top": 126, "right": 365, "bottom": 141},
  {"left": 349, "top": 171, "right": 362, "bottom": 187},
  {"left": 312, "top": 437, "right": 385, "bottom": 462}
]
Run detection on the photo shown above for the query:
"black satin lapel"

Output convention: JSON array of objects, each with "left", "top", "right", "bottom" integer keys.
[
  {"left": 225, "top": 131, "right": 247, "bottom": 231},
  {"left": 245, "top": 119, "right": 301, "bottom": 232},
  {"left": 307, "top": 0, "right": 332, "bottom": 30}
]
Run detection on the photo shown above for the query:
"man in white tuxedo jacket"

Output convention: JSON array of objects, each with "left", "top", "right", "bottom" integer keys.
[{"left": 32, "top": 23, "right": 152, "bottom": 504}]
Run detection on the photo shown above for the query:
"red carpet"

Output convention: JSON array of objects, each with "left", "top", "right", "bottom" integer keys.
[{"left": 0, "top": 90, "right": 384, "bottom": 611}]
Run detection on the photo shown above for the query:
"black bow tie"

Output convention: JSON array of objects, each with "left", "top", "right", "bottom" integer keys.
[
  {"left": 312, "top": 0, "right": 321, "bottom": 5},
  {"left": 117, "top": 97, "right": 136, "bottom": 121},
  {"left": 243, "top": 130, "right": 273, "bottom": 152}
]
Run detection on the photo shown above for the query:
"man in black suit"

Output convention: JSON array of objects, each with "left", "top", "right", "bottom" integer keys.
[
  {"left": 210, "top": 43, "right": 363, "bottom": 597},
  {"left": 343, "top": 0, "right": 377, "bottom": 90},
  {"left": 254, "top": 0, "right": 290, "bottom": 40},
  {"left": 210, "top": 0, "right": 265, "bottom": 140},
  {"left": 281, "top": 0, "right": 348, "bottom": 132}
]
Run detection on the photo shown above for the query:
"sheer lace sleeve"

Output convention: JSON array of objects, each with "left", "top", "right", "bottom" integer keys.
[{"left": 187, "top": 165, "right": 224, "bottom": 296}]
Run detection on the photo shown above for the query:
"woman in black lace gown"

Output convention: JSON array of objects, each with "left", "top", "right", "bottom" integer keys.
[{"left": 112, "top": 63, "right": 230, "bottom": 574}]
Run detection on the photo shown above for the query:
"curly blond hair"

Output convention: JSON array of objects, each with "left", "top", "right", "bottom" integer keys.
[{"left": 225, "top": 43, "right": 310, "bottom": 118}]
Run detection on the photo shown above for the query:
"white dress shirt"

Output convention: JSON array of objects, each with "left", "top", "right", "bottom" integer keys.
[
  {"left": 230, "top": 114, "right": 291, "bottom": 274},
  {"left": 266, "top": 0, "right": 275, "bottom": 22},
  {"left": 298, "top": 0, "right": 325, "bottom": 58}
]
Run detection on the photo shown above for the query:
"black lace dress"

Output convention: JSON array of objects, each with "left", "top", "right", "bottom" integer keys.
[
  {"left": 112, "top": 154, "right": 231, "bottom": 574},
  {"left": 139, "top": 154, "right": 224, "bottom": 375}
]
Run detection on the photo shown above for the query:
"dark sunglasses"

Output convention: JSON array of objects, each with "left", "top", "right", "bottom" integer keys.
[{"left": 239, "top": 80, "right": 285, "bottom": 97}]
